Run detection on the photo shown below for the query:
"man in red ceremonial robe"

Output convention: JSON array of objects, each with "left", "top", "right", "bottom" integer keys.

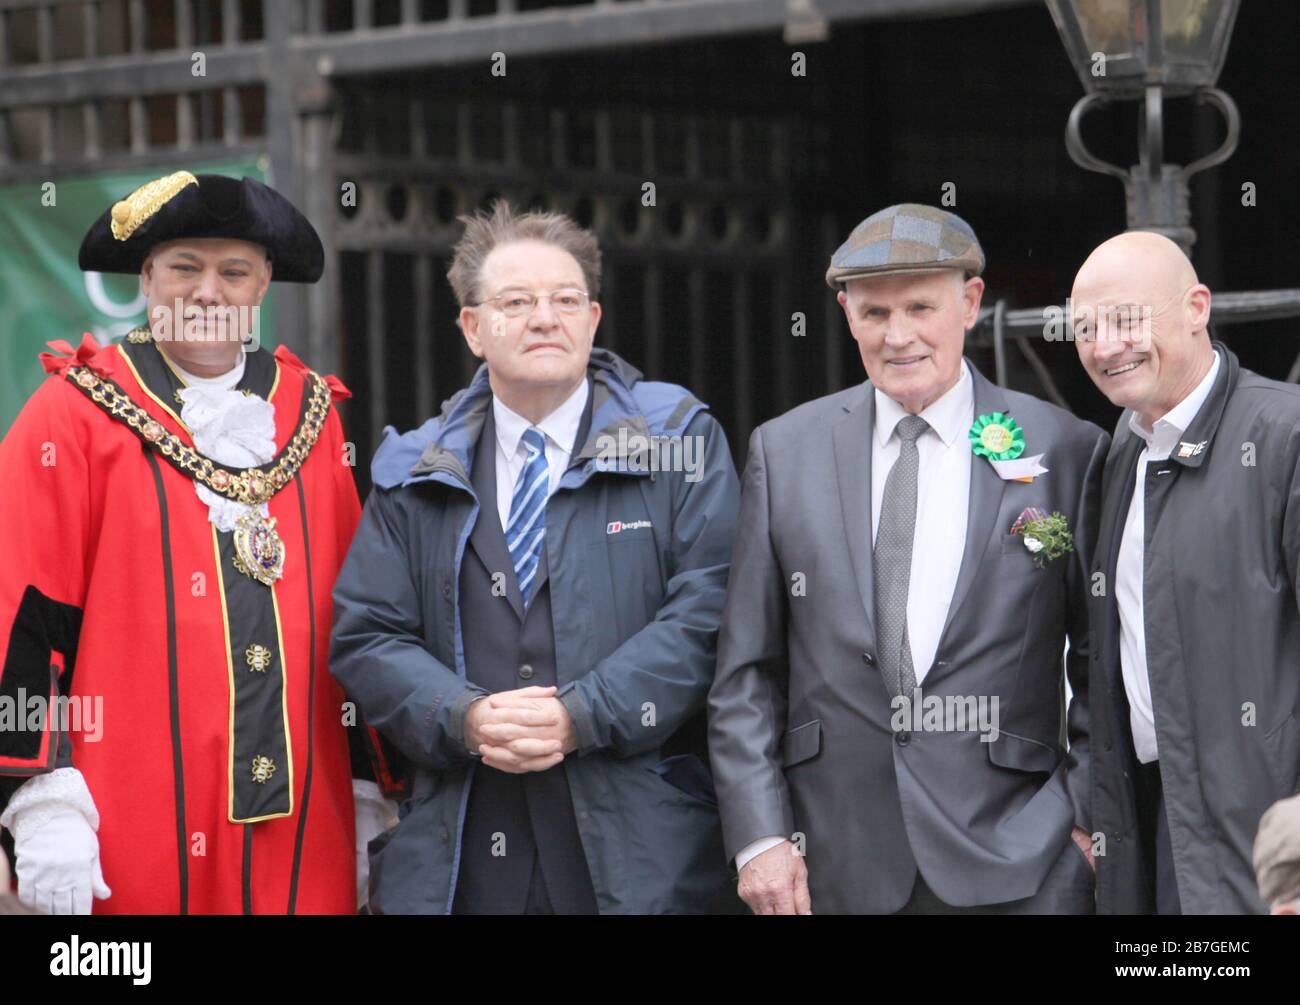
[{"left": 0, "top": 172, "right": 398, "bottom": 914}]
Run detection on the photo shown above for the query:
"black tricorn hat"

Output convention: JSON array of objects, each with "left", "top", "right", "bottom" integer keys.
[{"left": 78, "top": 171, "right": 324, "bottom": 283}]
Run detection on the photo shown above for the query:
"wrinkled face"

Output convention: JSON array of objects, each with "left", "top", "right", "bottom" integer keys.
[
  {"left": 460, "top": 240, "right": 600, "bottom": 396},
  {"left": 1071, "top": 260, "right": 1208, "bottom": 422},
  {"left": 839, "top": 269, "right": 983, "bottom": 413}
]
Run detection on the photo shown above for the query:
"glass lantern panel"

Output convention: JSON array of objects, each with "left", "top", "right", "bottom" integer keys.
[
  {"left": 1070, "top": 0, "right": 1135, "bottom": 59},
  {"left": 1160, "top": 0, "right": 1223, "bottom": 63}
]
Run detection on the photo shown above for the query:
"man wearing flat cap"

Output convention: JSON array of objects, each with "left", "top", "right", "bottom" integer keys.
[
  {"left": 0, "top": 171, "right": 397, "bottom": 914},
  {"left": 709, "top": 203, "right": 1109, "bottom": 913}
]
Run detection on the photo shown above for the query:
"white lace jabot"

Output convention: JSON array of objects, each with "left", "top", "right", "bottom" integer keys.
[{"left": 171, "top": 355, "right": 276, "bottom": 531}]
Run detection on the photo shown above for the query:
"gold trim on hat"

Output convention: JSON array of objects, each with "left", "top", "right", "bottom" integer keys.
[{"left": 109, "top": 170, "right": 199, "bottom": 242}]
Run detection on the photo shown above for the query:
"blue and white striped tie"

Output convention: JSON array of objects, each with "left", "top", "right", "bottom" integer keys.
[{"left": 507, "top": 427, "right": 549, "bottom": 605}]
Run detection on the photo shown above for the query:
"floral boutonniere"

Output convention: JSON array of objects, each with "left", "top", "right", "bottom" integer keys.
[
  {"left": 969, "top": 411, "right": 1048, "bottom": 482},
  {"left": 1010, "top": 507, "right": 1074, "bottom": 568}
]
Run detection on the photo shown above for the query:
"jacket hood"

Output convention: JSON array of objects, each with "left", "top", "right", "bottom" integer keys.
[{"left": 370, "top": 347, "right": 708, "bottom": 490}]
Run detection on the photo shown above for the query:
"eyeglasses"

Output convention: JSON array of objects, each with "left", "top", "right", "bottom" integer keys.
[{"left": 474, "top": 288, "right": 592, "bottom": 318}]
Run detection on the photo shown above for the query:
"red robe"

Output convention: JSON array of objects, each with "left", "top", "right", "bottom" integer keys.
[{"left": 0, "top": 334, "right": 362, "bottom": 914}]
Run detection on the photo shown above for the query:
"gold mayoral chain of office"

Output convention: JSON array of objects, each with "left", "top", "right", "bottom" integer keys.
[{"left": 62, "top": 350, "right": 332, "bottom": 587}]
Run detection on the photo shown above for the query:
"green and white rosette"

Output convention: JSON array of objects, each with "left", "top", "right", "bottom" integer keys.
[
  {"left": 969, "top": 411, "right": 1048, "bottom": 481},
  {"left": 969, "top": 412, "right": 1025, "bottom": 461}
]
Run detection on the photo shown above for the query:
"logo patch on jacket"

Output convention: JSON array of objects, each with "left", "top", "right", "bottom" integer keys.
[{"left": 607, "top": 519, "right": 652, "bottom": 535}]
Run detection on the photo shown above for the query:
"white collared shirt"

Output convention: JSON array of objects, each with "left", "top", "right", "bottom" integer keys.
[
  {"left": 1116, "top": 349, "right": 1221, "bottom": 764},
  {"left": 735, "top": 361, "right": 974, "bottom": 873},
  {"left": 492, "top": 378, "right": 590, "bottom": 531},
  {"left": 871, "top": 360, "right": 974, "bottom": 685}
]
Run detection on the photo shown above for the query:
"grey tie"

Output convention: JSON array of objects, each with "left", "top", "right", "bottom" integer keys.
[{"left": 874, "top": 414, "right": 929, "bottom": 698}]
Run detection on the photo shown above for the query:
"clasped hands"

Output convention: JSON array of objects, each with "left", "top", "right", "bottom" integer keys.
[{"left": 464, "top": 685, "right": 577, "bottom": 773}]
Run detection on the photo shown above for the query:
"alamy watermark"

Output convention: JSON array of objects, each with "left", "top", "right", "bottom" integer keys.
[
  {"left": 593, "top": 428, "right": 705, "bottom": 483},
  {"left": 890, "top": 688, "right": 1000, "bottom": 742},
  {"left": 149, "top": 299, "right": 262, "bottom": 350},
  {"left": 0, "top": 689, "right": 103, "bottom": 743},
  {"left": 1042, "top": 299, "right": 1153, "bottom": 352}
]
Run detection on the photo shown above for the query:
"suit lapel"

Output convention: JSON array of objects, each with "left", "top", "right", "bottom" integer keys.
[
  {"left": 832, "top": 385, "right": 877, "bottom": 645},
  {"left": 468, "top": 407, "right": 525, "bottom": 622},
  {"left": 936, "top": 364, "right": 1008, "bottom": 647}
]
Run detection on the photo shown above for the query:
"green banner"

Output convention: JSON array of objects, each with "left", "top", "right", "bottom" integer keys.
[{"left": 0, "top": 156, "right": 275, "bottom": 433}]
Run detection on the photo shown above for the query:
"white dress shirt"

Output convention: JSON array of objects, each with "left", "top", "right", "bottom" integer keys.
[
  {"left": 735, "top": 363, "right": 974, "bottom": 872},
  {"left": 870, "top": 360, "right": 973, "bottom": 682},
  {"left": 492, "top": 378, "right": 589, "bottom": 531},
  {"left": 1116, "top": 350, "right": 1220, "bottom": 764}
]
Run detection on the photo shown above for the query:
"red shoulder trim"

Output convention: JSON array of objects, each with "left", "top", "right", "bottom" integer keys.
[
  {"left": 324, "top": 374, "right": 352, "bottom": 403},
  {"left": 39, "top": 333, "right": 105, "bottom": 377},
  {"left": 273, "top": 344, "right": 352, "bottom": 402}
]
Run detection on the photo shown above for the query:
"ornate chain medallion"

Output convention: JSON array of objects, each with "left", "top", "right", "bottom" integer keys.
[
  {"left": 232, "top": 511, "right": 287, "bottom": 587},
  {"left": 65, "top": 363, "right": 331, "bottom": 587}
]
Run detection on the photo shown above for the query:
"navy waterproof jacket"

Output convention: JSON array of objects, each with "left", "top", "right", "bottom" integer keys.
[{"left": 330, "top": 348, "right": 740, "bottom": 913}]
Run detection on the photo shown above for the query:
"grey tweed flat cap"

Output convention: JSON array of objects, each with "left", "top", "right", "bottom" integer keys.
[{"left": 826, "top": 203, "right": 985, "bottom": 289}]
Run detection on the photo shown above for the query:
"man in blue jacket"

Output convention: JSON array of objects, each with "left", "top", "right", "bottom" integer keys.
[{"left": 330, "top": 200, "right": 740, "bottom": 914}]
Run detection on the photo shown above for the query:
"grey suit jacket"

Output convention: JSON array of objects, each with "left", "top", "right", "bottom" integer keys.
[{"left": 707, "top": 360, "right": 1108, "bottom": 913}]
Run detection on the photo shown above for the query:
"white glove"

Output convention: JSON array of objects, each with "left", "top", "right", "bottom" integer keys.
[
  {"left": 353, "top": 779, "right": 397, "bottom": 912},
  {"left": 0, "top": 768, "right": 111, "bottom": 915}
]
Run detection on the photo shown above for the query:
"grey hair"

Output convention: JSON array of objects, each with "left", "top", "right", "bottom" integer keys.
[{"left": 447, "top": 199, "right": 602, "bottom": 309}]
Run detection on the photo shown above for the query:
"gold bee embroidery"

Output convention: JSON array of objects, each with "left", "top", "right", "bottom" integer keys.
[
  {"left": 251, "top": 755, "right": 276, "bottom": 785},
  {"left": 245, "top": 645, "right": 273, "bottom": 673}
]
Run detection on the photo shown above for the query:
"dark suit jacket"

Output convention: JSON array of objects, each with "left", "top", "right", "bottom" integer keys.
[{"left": 708, "top": 360, "right": 1108, "bottom": 912}]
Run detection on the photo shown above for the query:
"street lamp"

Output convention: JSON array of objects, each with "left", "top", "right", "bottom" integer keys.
[
  {"left": 968, "top": 2, "right": 1300, "bottom": 391},
  {"left": 1045, "top": 0, "right": 1241, "bottom": 252}
]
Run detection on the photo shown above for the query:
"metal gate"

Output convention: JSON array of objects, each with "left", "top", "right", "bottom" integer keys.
[
  {"left": 1, "top": 0, "right": 1032, "bottom": 478},
  {"left": 330, "top": 69, "right": 832, "bottom": 471}
]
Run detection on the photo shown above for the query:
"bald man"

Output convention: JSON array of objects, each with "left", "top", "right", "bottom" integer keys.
[{"left": 1072, "top": 231, "right": 1300, "bottom": 914}]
